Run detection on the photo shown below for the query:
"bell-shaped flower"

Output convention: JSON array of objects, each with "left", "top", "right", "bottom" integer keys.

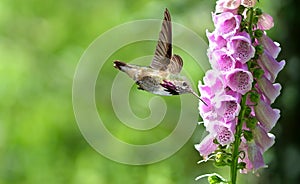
[
  {"left": 257, "top": 76, "right": 281, "bottom": 104},
  {"left": 215, "top": 122, "right": 235, "bottom": 146},
  {"left": 207, "top": 30, "right": 227, "bottom": 51},
  {"left": 253, "top": 124, "right": 275, "bottom": 153},
  {"left": 241, "top": 0, "right": 257, "bottom": 7},
  {"left": 198, "top": 95, "right": 218, "bottom": 123},
  {"left": 254, "top": 98, "right": 280, "bottom": 132},
  {"left": 228, "top": 31, "right": 255, "bottom": 63},
  {"left": 195, "top": 120, "right": 233, "bottom": 158},
  {"left": 259, "top": 33, "right": 281, "bottom": 58},
  {"left": 202, "top": 70, "right": 225, "bottom": 96},
  {"left": 198, "top": 78, "right": 221, "bottom": 122},
  {"left": 209, "top": 120, "right": 235, "bottom": 145},
  {"left": 195, "top": 134, "right": 218, "bottom": 159},
  {"left": 258, "top": 50, "right": 286, "bottom": 82},
  {"left": 215, "top": 97, "right": 241, "bottom": 122},
  {"left": 226, "top": 69, "right": 253, "bottom": 95},
  {"left": 258, "top": 13, "right": 274, "bottom": 30},
  {"left": 211, "top": 49, "right": 236, "bottom": 72},
  {"left": 240, "top": 123, "right": 274, "bottom": 173},
  {"left": 213, "top": 12, "right": 242, "bottom": 39},
  {"left": 216, "top": 0, "right": 241, "bottom": 14},
  {"left": 246, "top": 140, "right": 266, "bottom": 171}
]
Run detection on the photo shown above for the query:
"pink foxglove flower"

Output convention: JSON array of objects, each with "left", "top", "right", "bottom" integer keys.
[
  {"left": 195, "top": 133, "right": 218, "bottom": 159},
  {"left": 259, "top": 33, "right": 281, "bottom": 58},
  {"left": 241, "top": 0, "right": 257, "bottom": 8},
  {"left": 195, "top": 120, "right": 236, "bottom": 158},
  {"left": 206, "top": 30, "right": 227, "bottom": 51},
  {"left": 240, "top": 124, "right": 275, "bottom": 172},
  {"left": 258, "top": 50, "right": 285, "bottom": 82},
  {"left": 239, "top": 140, "right": 266, "bottom": 172},
  {"left": 227, "top": 32, "right": 255, "bottom": 63},
  {"left": 213, "top": 12, "right": 242, "bottom": 39},
  {"left": 226, "top": 69, "right": 253, "bottom": 95},
  {"left": 216, "top": 0, "right": 241, "bottom": 13},
  {"left": 257, "top": 12, "right": 274, "bottom": 30},
  {"left": 211, "top": 49, "right": 236, "bottom": 72},
  {"left": 195, "top": 1, "right": 285, "bottom": 182},
  {"left": 254, "top": 99, "right": 280, "bottom": 132},
  {"left": 256, "top": 76, "right": 281, "bottom": 104}
]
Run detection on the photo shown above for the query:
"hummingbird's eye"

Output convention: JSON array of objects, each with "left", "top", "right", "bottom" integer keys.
[{"left": 183, "top": 82, "right": 187, "bottom": 86}]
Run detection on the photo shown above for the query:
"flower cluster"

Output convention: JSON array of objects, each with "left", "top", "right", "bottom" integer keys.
[{"left": 195, "top": 0, "right": 285, "bottom": 175}]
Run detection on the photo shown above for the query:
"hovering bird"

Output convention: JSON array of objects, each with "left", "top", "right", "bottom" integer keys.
[{"left": 113, "top": 8, "right": 206, "bottom": 105}]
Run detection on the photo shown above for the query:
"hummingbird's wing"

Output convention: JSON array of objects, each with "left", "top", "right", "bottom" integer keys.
[
  {"left": 168, "top": 54, "right": 183, "bottom": 74},
  {"left": 150, "top": 8, "right": 172, "bottom": 71}
]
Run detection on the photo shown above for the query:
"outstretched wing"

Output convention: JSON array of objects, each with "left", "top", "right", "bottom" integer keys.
[{"left": 150, "top": 8, "right": 172, "bottom": 71}]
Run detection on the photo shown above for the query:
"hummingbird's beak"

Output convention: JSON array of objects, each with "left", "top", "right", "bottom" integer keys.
[{"left": 191, "top": 91, "right": 208, "bottom": 106}]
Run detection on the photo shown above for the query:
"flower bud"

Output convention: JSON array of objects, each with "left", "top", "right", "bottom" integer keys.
[
  {"left": 255, "top": 45, "right": 264, "bottom": 55},
  {"left": 255, "top": 8, "right": 263, "bottom": 16},
  {"left": 254, "top": 29, "right": 263, "bottom": 38}
]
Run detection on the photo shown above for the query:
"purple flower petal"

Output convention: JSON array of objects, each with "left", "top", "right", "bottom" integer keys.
[
  {"left": 207, "top": 30, "right": 227, "bottom": 51},
  {"left": 198, "top": 85, "right": 211, "bottom": 99},
  {"left": 257, "top": 76, "right": 281, "bottom": 104},
  {"left": 254, "top": 99, "right": 280, "bottom": 132},
  {"left": 228, "top": 32, "right": 255, "bottom": 63},
  {"left": 226, "top": 69, "right": 253, "bottom": 94},
  {"left": 216, "top": 125, "right": 235, "bottom": 145},
  {"left": 195, "top": 134, "right": 218, "bottom": 158},
  {"left": 198, "top": 97, "right": 216, "bottom": 122},
  {"left": 259, "top": 33, "right": 281, "bottom": 58},
  {"left": 258, "top": 51, "right": 286, "bottom": 82},
  {"left": 215, "top": 98, "right": 241, "bottom": 122},
  {"left": 213, "top": 12, "right": 242, "bottom": 38},
  {"left": 211, "top": 49, "right": 236, "bottom": 72},
  {"left": 253, "top": 124, "right": 275, "bottom": 152},
  {"left": 216, "top": 0, "right": 241, "bottom": 13},
  {"left": 213, "top": 93, "right": 237, "bottom": 108},
  {"left": 202, "top": 70, "right": 225, "bottom": 95},
  {"left": 223, "top": 100, "right": 240, "bottom": 121},
  {"left": 205, "top": 120, "right": 235, "bottom": 146},
  {"left": 241, "top": 0, "right": 257, "bottom": 7},
  {"left": 247, "top": 140, "right": 267, "bottom": 171},
  {"left": 258, "top": 13, "right": 274, "bottom": 30}
]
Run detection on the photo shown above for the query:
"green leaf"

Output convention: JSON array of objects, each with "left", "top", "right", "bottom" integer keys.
[{"left": 208, "top": 174, "right": 228, "bottom": 184}]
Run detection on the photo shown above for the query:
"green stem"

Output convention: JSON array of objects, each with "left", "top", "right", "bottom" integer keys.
[
  {"left": 230, "top": 94, "right": 247, "bottom": 184},
  {"left": 248, "top": 8, "right": 254, "bottom": 40},
  {"left": 230, "top": 8, "right": 255, "bottom": 184}
]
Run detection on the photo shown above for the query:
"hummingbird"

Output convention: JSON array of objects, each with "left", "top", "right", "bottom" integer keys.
[{"left": 113, "top": 8, "right": 206, "bottom": 105}]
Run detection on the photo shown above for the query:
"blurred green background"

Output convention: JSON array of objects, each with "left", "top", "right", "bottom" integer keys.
[{"left": 1, "top": 0, "right": 299, "bottom": 183}]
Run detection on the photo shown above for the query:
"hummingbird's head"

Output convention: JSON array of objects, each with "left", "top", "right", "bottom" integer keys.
[
  {"left": 161, "top": 79, "right": 208, "bottom": 105},
  {"left": 175, "top": 80, "right": 194, "bottom": 94}
]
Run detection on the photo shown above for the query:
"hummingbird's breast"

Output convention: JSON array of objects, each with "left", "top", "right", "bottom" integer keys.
[{"left": 134, "top": 67, "right": 177, "bottom": 96}]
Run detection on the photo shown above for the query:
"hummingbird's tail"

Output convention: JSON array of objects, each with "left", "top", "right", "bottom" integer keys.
[
  {"left": 113, "top": 60, "right": 138, "bottom": 79},
  {"left": 113, "top": 60, "right": 127, "bottom": 71}
]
